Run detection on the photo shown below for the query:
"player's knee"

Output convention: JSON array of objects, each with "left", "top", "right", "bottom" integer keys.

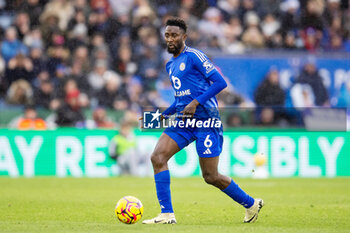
[
  {"left": 150, "top": 152, "right": 166, "bottom": 169},
  {"left": 203, "top": 173, "right": 219, "bottom": 186}
]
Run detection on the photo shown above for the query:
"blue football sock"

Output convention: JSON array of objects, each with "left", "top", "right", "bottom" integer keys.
[
  {"left": 222, "top": 179, "right": 255, "bottom": 208},
  {"left": 154, "top": 170, "right": 174, "bottom": 213}
]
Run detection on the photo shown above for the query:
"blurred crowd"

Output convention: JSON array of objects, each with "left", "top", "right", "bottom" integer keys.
[{"left": 0, "top": 0, "right": 349, "bottom": 129}]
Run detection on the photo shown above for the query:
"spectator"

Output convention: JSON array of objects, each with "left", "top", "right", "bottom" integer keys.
[
  {"left": 258, "top": 107, "right": 276, "bottom": 126},
  {"left": 67, "top": 22, "right": 89, "bottom": 51},
  {"left": 254, "top": 68, "right": 285, "bottom": 106},
  {"left": 323, "top": 0, "right": 343, "bottom": 26},
  {"left": 113, "top": 45, "right": 137, "bottom": 75},
  {"left": 14, "top": 12, "right": 31, "bottom": 40},
  {"left": 87, "top": 107, "right": 115, "bottom": 128},
  {"left": 90, "top": 0, "right": 112, "bottom": 16},
  {"left": 198, "top": 7, "right": 225, "bottom": 40},
  {"left": 238, "top": 0, "right": 257, "bottom": 21},
  {"left": 0, "top": 55, "right": 6, "bottom": 98},
  {"left": 34, "top": 80, "right": 60, "bottom": 110},
  {"left": 71, "top": 45, "right": 91, "bottom": 75},
  {"left": 217, "top": 87, "right": 246, "bottom": 107},
  {"left": 241, "top": 11, "right": 265, "bottom": 48},
  {"left": 290, "top": 83, "right": 316, "bottom": 107},
  {"left": 280, "top": 0, "right": 300, "bottom": 38},
  {"left": 326, "top": 33, "right": 345, "bottom": 51},
  {"left": 20, "top": 0, "right": 44, "bottom": 27},
  {"left": 97, "top": 75, "right": 127, "bottom": 110},
  {"left": 294, "top": 60, "right": 329, "bottom": 106},
  {"left": 108, "top": 119, "right": 150, "bottom": 176},
  {"left": 6, "top": 53, "right": 35, "bottom": 85},
  {"left": 300, "top": 0, "right": 325, "bottom": 31},
  {"left": 39, "top": 12, "right": 60, "bottom": 42},
  {"left": 56, "top": 89, "right": 85, "bottom": 127},
  {"left": 87, "top": 6, "right": 119, "bottom": 44},
  {"left": 137, "top": 45, "right": 162, "bottom": 91},
  {"left": 32, "top": 70, "right": 49, "bottom": 89},
  {"left": 62, "top": 79, "right": 89, "bottom": 108},
  {"left": 90, "top": 33, "right": 107, "bottom": 51},
  {"left": 28, "top": 46, "right": 46, "bottom": 79},
  {"left": 6, "top": 79, "right": 33, "bottom": 105},
  {"left": 74, "top": 0, "right": 91, "bottom": 18},
  {"left": 41, "top": 0, "right": 75, "bottom": 31},
  {"left": 336, "top": 80, "right": 350, "bottom": 108},
  {"left": 16, "top": 106, "right": 47, "bottom": 130},
  {"left": 1, "top": 27, "right": 28, "bottom": 62},
  {"left": 261, "top": 13, "right": 280, "bottom": 39},
  {"left": 46, "top": 45, "right": 70, "bottom": 78},
  {"left": 92, "top": 44, "right": 111, "bottom": 65},
  {"left": 283, "top": 31, "right": 298, "bottom": 50},
  {"left": 222, "top": 16, "right": 245, "bottom": 53},
  {"left": 301, "top": 27, "right": 322, "bottom": 52},
  {"left": 217, "top": 0, "right": 240, "bottom": 21},
  {"left": 23, "top": 28, "right": 44, "bottom": 52},
  {"left": 67, "top": 61, "right": 90, "bottom": 95},
  {"left": 261, "top": 13, "right": 281, "bottom": 48},
  {"left": 226, "top": 113, "right": 244, "bottom": 127},
  {"left": 108, "top": 0, "right": 134, "bottom": 17},
  {"left": 87, "top": 59, "right": 120, "bottom": 94}
]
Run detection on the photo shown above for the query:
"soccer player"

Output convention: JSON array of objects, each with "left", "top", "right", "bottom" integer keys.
[{"left": 142, "top": 17, "right": 264, "bottom": 224}]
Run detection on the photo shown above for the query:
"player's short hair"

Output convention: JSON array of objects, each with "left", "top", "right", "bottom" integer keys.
[{"left": 166, "top": 17, "right": 187, "bottom": 33}]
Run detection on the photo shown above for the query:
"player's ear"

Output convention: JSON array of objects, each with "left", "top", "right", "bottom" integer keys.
[{"left": 182, "top": 33, "right": 187, "bottom": 42}]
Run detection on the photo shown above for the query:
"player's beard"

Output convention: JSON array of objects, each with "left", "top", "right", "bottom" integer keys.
[{"left": 167, "top": 41, "right": 182, "bottom": 55}]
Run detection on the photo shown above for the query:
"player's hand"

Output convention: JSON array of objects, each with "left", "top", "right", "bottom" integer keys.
[
  {"left": 139, "top": 116, "right": 144, "bottom": 128},
  {"left": 180, "top": 99, "right": 200, "bottom": 121}
]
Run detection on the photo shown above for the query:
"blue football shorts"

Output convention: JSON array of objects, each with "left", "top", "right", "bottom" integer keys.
[{"left": 163, "top": 119, "right": 223, "bottom": 158}]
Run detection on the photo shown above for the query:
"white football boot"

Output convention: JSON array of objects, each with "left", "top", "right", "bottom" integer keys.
[
  {"left": 244, "top": 198, "right": 264, "bottom": 223},
  {"left": 142, "top": 213, "right": 177, "bottom": 224}
]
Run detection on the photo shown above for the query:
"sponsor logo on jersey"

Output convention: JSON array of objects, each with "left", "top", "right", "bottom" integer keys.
[
  {"left": 203, "top": 60, "right": 215, "bottom": 73},
  {"left": 175, "top": 89, "right": 191, "bottom": 97}
]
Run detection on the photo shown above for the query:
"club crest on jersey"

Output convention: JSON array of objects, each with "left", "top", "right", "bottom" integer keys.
[
  {"left": 203, "top": 60, "right": 215, "bottom": 73},
  {"left": 179, "top": 62, "right": 186, "bottom": 71}
]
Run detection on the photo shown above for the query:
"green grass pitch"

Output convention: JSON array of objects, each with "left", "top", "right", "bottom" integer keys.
[{"left": 1, "top": 177, "right": 350, "bottom": 233}]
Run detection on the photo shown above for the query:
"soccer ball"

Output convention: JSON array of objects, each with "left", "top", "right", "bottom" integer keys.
[
  {"left": 254, "top": 153, "right": 267, "bottom": 167},
  {"left": 115, "top": 196, "right": 144, "bottom": 224}
]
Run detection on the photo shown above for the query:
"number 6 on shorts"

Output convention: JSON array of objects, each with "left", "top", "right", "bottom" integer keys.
[{"left": 204, "top": 134, "right": 212, "bottom": 148}]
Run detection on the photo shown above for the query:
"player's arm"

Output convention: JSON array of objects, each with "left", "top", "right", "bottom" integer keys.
[
  {"left": 181, "top": 53, "right": 227, "bottom": 118},
  {"left": 181, "top": 72, "right": 227, "bottom": 118},
  {"left": 196, "top": 72, "right": 227, "bottom": 105}
]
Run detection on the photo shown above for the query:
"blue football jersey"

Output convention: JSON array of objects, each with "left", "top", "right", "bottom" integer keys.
[{"left": 166, "top": 46, "right": 220, "bottom": 119}]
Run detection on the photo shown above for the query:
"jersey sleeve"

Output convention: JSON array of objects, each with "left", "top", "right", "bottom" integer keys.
[{"left": 188, "top": 50, "right": 218, "bottom": 79}]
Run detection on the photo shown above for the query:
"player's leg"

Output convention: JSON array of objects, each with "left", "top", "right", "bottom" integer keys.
[
  {"left": 199, "top": 156, "right": 264, "bottom": 223},
  {"left": 199, "top": 156, "right": 230, "bottom": 189},
  {"left": 196, "top": 126, "right": 264, "bottom": 223},
  {"left": 151, "top": 133, "right": 179, "bottom": 212},
  {"left": 142, "top": 133, "right": 180, "bottom": 224},
  {"left": 150, "top": 133, "right": 180, "bottom": 174},
  {"left": 199, "top": 156, "right": 254, "bottom": 206}
]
